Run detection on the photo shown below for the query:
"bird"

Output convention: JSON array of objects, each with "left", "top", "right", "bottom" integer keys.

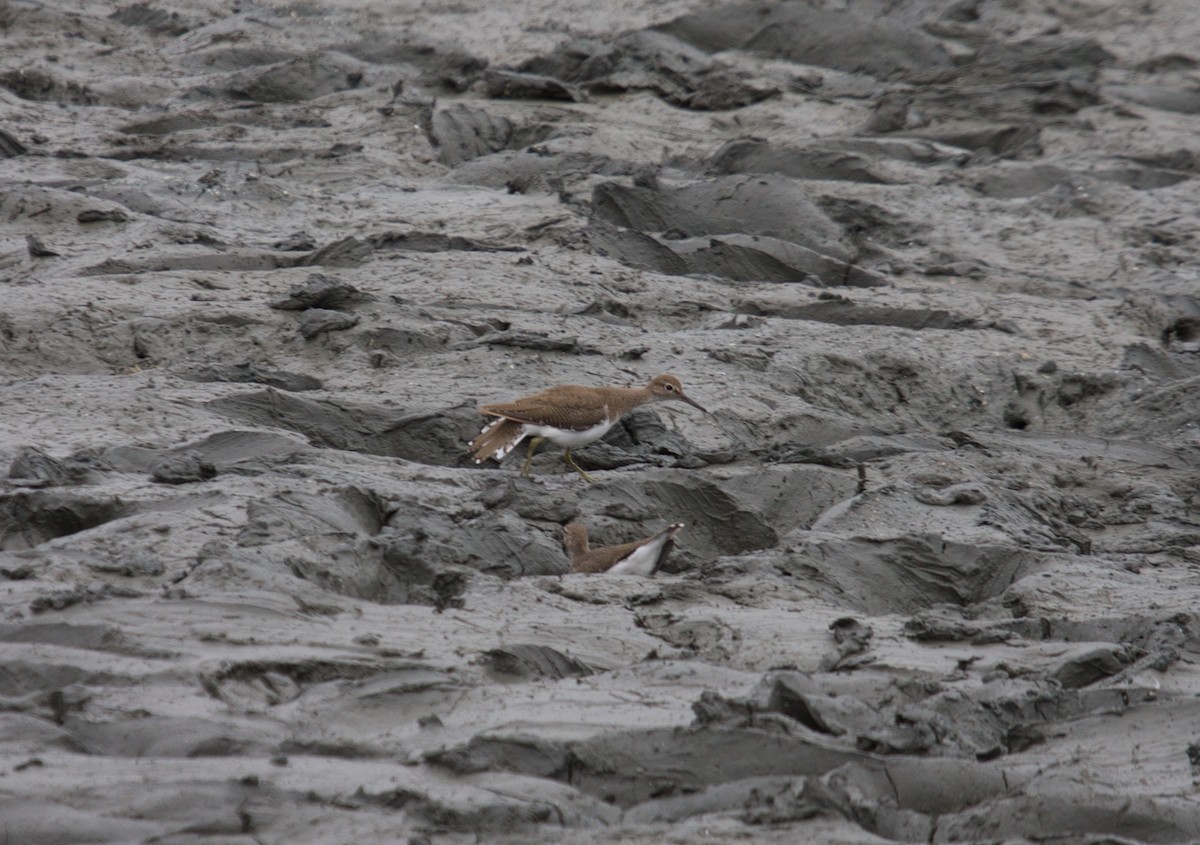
[
  {"left": 468, "top": 373, "right": 707, "bottom": 482},
  {"left": 563, "top": 520, "right": 684, "bottom": 575}
]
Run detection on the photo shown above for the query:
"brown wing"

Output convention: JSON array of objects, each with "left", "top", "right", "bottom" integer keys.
[
  {"left": 570, "top": 552, "right": 612, "bottom": 574},
  {"left": 481, "top": 385, "right": 608, "bottom": 431},
  {"left": 570, "top": 537, "right": 650, "bottom": 573}
]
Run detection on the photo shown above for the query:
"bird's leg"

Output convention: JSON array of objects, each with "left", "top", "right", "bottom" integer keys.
[
  {"left": 563, "top": 448, "right": 594, "bottom": 483},
  {"left": 521, "top": 437, "right": 544, "bottom": 477}
]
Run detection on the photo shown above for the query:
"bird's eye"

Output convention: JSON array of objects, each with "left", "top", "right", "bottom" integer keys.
[{"left": 666, "top": 384, "right": 675, "bottom": 391}]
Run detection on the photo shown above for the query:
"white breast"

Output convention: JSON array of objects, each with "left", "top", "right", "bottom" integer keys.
[
  {"left": 607, "top": 533, "right": 672, "bottom": 576},
  {"left": 523, "top": 415, "right": 614, "bottom": 448}
]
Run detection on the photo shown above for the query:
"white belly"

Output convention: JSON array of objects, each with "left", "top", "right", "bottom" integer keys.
[
  {"left": 523, "top": 416, "right": 614, "bottom": 448},
  {"left": 607, "top": 534, "right": 672, "bottom": 576}
]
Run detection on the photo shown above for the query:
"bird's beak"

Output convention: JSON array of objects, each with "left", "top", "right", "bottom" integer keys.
[{"left": 680, "top": 393, "right": 707, "bottom": 414}]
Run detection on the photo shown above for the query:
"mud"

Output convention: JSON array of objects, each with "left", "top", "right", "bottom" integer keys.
[{"left": 2, "top": 0, "right": 1200, "bottom": 843}]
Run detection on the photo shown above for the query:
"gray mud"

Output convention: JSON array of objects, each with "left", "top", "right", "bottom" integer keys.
[{"left": 3, "top": 1, "right": 1200, "bottom": 843}]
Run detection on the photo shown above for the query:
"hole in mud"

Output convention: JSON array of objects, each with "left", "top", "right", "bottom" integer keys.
[
  {"left": 1165, "top": 316, "right": 1200, "bottom": 344},
  {"left": 1004, "top": 410, "right": 1029, "bottom": 430},
  {"left": 0, "top": 492, "right": 127, "bottom": 551}
]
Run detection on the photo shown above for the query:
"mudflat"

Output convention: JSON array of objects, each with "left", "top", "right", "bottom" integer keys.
[{"left": 2, "top": 1, "right": 1200, "bottom": 842}]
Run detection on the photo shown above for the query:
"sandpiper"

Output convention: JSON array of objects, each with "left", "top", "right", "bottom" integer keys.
[
  {"left": 563, "top": 520, "right": 684, "bottom": 575},
  {"left": 468, "top": 373, "right": 706, "bottom": 482}
]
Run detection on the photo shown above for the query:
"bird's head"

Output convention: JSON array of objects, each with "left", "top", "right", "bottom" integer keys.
[{"left": 647, "top": 374, "right": 707, "bottom": 413}]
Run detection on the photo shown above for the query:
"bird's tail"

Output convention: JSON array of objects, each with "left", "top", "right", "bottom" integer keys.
[{"left": 469, "top": 417, "right": 525, "bottom": 464}]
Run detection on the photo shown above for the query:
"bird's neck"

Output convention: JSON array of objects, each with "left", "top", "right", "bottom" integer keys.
[
  {"left": 597, "top": 386, "right": 653, "bottom": 417},
  {"left": 564, "top": 525, "right": 590, "bottom": 557}
]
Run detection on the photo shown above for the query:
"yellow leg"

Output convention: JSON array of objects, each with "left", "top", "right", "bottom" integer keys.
[
  {"left": 563, "top": 448, "right": 594, "bottom": 483},
  {"left": 521, "top": 437, "right": 544, "bottom": 477}
]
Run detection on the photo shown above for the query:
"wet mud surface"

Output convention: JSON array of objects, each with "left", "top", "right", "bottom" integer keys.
[{"left": 2, "top": 1, "right": 1200, "bottom": 842}]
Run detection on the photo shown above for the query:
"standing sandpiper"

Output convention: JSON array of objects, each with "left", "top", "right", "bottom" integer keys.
[
  {"left": 563, "top": 520, "right": 684, "bottom": 575},
  {"left": 468, "top": 373, "right": 707, "bottom": 482}
]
